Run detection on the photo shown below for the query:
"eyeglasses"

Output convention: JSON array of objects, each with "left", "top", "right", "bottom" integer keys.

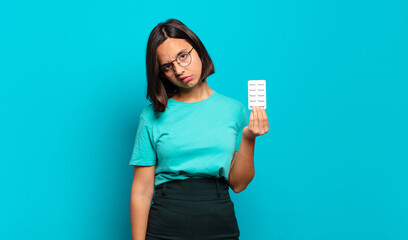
[{"left": 159, "top": 47, "right": 194, "bottom": 78}]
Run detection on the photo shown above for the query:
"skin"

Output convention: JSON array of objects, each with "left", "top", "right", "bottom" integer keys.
[
  {"left": 228, "top": 106, "right": 269, "bottom": 193},
  {"left": 156, "top": 38, "right": 213, "bottom": 102},
  {"left": 130, "top": 37, "right": 269, "bottom": 240}
]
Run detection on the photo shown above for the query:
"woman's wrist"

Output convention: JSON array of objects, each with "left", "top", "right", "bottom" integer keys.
[{"left": 242, "top": 127, "right": 256, "bottom": 141}]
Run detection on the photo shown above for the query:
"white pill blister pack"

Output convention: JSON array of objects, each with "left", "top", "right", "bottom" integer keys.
[{"left": 248, "top": 80, "right": 266, "bottom": 110}]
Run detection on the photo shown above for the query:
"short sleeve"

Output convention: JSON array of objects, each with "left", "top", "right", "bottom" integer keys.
[
  {"left": 129, "top": 116, "right": 157, "bottom": 166},
  {"left": 235, "top": 105, "right": 249, "bottom": 151}
]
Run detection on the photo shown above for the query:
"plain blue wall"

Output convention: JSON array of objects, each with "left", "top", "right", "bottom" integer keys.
[{"left": 1, "top": 0, "right": 407, "bottom": 239}]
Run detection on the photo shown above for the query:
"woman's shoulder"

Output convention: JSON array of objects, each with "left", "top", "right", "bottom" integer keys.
[
  {"left": 139, "top": 103, "right": 155, "bottom": 121},
  {"left": 214, "top": 90, "right": 246, "bottom": 112}
]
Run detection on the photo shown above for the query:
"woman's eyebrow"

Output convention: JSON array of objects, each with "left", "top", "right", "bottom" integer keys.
[{"left": 160, "top": 48, "right": 187, "bottom": 67}]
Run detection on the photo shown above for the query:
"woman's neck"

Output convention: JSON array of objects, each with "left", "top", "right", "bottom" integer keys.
[{"left": 171, "top": 81, "right": 213, "bottom": 103}]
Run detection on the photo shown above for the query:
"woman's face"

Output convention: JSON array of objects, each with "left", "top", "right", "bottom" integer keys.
[{"left": 157, "top": 38, "right": 203, "bottom": 89}]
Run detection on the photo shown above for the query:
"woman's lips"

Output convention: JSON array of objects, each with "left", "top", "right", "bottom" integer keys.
[{"left": 181, "top": 76, "right": 193, "bottom": 83}]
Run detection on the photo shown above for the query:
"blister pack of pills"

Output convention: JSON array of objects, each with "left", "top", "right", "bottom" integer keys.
[{"left": 248, "top": 80, "right": 266, "bottom": 110}]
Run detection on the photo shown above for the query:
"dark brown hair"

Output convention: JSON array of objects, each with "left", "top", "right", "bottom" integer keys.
[{"left": 145, "top": 18, "right": 215, "bottom": 112}]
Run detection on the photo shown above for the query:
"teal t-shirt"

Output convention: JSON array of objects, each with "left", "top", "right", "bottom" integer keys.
[{"left": 129, "top": 90, "right": 249, "bottom": 188}]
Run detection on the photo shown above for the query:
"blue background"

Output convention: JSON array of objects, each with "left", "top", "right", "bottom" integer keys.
[{"left": 1, "top": 0, "right": 407, "bottom": 239}]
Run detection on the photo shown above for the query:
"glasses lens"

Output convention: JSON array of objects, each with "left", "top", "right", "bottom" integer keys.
[
  {"left": 177, "top": 52, "right": 192, "bottom": 67},
  {"left": 161, "top": 64, "right": 174, "bottom": 77}
]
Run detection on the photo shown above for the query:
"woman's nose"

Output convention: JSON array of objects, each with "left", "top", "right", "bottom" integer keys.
[{"left": 173, "top": 62, "right": 185, "bottom": 75}]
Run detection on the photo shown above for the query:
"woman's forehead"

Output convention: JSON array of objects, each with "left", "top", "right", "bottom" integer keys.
[{"left": 157, "top": 38, "right": 191, "bottom": 62}]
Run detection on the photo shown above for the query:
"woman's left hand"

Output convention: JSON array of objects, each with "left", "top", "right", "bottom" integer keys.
[{"left": 242, "top": 106, "right": 269, "bottom": 140}]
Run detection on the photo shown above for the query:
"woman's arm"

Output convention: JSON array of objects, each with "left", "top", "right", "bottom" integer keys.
[
  {"left": 130, "top": 165, "right": 156, "bottom": 240},
  {"left": 228, "top": 106, "right": 269, "bottom": 193}
]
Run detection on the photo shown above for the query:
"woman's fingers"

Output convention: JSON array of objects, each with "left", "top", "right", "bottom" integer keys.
[
  {"left": 249, "top": 106, "right": 269, "bottom": 137},
  {"left": 254, "top": 106, "right": 268, "bottom": 135},
  {"left": 249, "top": 107, "right": 255, "bottom": 130},
  {"left": 255, "top": 107, "right": 261, "bottom": 132},
  {"left": 255, "top": 107, "right": 263, "bottom": 133},
  {"left": 260, "top": 107, "right": 268, "bottom": 133}
]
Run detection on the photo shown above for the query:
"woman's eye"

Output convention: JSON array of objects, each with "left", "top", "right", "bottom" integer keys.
[{"left": 180, "top": 54, "right": 187, "bottom": 59}]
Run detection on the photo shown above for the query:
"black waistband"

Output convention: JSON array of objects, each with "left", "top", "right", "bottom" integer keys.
[{"left": 154, "top": 177, "right": 231, "bottom": 201}]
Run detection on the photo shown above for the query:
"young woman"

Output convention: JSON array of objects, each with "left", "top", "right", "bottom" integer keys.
[{"left": 129, "top": 18, "right": 269, "bottom": 240}]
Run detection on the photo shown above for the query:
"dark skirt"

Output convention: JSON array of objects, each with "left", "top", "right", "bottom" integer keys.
[{"left": 146, "top": 177, "right": 240, "bottom": 240}]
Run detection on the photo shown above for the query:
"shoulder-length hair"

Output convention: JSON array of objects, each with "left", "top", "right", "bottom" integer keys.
[{"left": 145, "top": 18, "right": 215, "bottom": 112}]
